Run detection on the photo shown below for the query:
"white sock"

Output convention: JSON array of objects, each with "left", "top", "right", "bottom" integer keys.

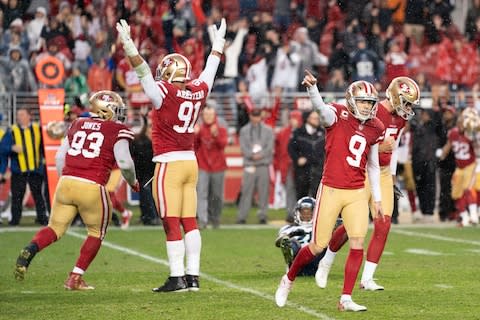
[
  {"left": 361, "top": 260, "right": 378, "bottom": 283},
  {"left": 469, "top": 204, "right": 478, "bottom": 223},
  {"left": 166, "top": 240, "right": 185, "bottom": 277},
  {"left": 460, "top": 211, "right": 470, "bottom": 226},
  {"left": 322, "top": 247, "right": 337, "bottom": 265},
  {"left": 340, "top": 294, "right": 352, "bottom": 302},
  {"left": 72, "top": 267, "right": 85, "bottom": 275},
  {"left": 122, "top": 209, "right": 131, "bottom": 217},
  {"left": 184, "top": 229, "right": 201, "bottom": 276}
]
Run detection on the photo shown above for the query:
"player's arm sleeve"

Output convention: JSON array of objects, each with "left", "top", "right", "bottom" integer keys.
[
  {"left": 55, "top": 137, "right": 70, "bottom": 176},
  {"left": 113, "top": 139, "right": 137, "bottom": 186},
  {"left": 198, "top": 54, "right": 221, "bottom": 93},
  {"left": 134, "top": 61, "right": 164, "bottom": 109},
  {"left": 389, "top": 128, "right": 404, "bottom": 175},
  {"left": 307, "top": 84, "right": 336, "bottom": 127},
  {"left": 367, "top": 143, "right": 382, "bottom": 202}
]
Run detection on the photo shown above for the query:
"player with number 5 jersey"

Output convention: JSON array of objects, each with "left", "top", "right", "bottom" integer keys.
[
  {"left": 14, "top": 91, "right": 139, "bottom": 290},
  {"left": 316, "top": 77, "right": 421, "bottom": 293},
  {"left": 116, "top": 17, "right": 227, "bottom": 292},
  {"left": 275, "top": 70, "right": 385, "bottom": 312}
]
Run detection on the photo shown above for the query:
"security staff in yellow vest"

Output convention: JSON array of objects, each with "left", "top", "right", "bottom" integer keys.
[{"left": 1, "top": 108, "right": 48, "bottom": 226}]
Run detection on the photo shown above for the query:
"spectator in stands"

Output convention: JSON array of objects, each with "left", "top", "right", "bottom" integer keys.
[
  {"left": 116, "top": 56, "right": 150, "bottom": 108},
  {"left": 0, "top": 45, "right": 37, "bottom": 92},
  {"left": 211, "top": 18, "right": 248, "bottom": 123},
  {"left": 87, "top": 58, "right": 113, "bottom": 92},
  {"left": 64, "top": 64, "right": 89, "bottom": 107},
  {"left": 39, "top": 16, "right": 73, "bottom": 56},
  {"left": 236, "top": 108, "right": 274, "bottom": 224},
  {"left": 0, "top": 18, "right": 29, "bottom": 57},
  {"left": 328, "top": 41, "right": 350, "bottom": 82},
  {"left": 342, "top": 18, "right": 363, "bottom": 56},
  {"left": 274, "top": 109, "right": 303, "bottom": 222},
  {"left": 270, "top": 38, "right": 301, "bottom": 94},
  {"left": 194, "top": 105, "right": 228, "bottom": 229},
  {"left": 246, "top": 51, "right": 268, "bottom": 107},
  {"left": 273, "top": 0, "right": 294, "bottom": 33},
  {"left": 0, "top": 107, "right": 48, "bottom": 226},
  {"left": 34, "top": 38, "right": 72, "bottom": 81},
  {"left": 404, "top": 0, "right": 427, "bottom": 46},
  {"left": 350, "top": 35, "right": 381, "bottom": 86},
  {"left": 288, "top": 110, "right": 325, "bottom": 200},
  {"left": 26, "top": 6, "right": 47, "bottom": 53},
  {"left": 2, "top": 0, "right": 29, "bottom": 30},
  {"left": 466, "top": 0, "right": 480, "bottom": 42},
  {"left": 324, "top": 68, "right": 348, "bottom": 93},
  {"left": 290, "top": 27, "right": 328, "bottom": 90},
  {"left": 383, "top": 39, "right": 408, "bottom": 86},
  {"left": 427, "top": 0, "right": 455, "bottom": 27}
]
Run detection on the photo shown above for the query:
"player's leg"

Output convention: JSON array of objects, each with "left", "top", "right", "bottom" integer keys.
[
  {"left": 106, "top": 169, "right": 132, "bottom": 229},
  {"left": 180, "top": 160, "right": 202, "bottom": 291},
  {"left": 452, "top": 168, "right": 469, "bottom": 226},
  {"left": 152, "top": 162, "right": 188, "bottom": 292},
  {"left": 14, "top": 177, "right": 78, "bottom": 281},
  {"left": 66, "top": 181, "right": 111, "bottom": 290},
  {"left": 337, "top": 188, "right": 370, "bottom": 312},
  {"left": 361, "top": 168, "right": 393, "bottom": 290},
  {"left": 275, "top": 184, "right": 342, "bottom": 307},
  {"left": 463, "top": 164, "right": 477, "bottom": 224}
]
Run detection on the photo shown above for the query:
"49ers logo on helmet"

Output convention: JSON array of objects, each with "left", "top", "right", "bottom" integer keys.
[
  {"left": 399, "top": 82, "right": 411, "bottom": 94},
  {"left": 163, "top": 58, "right": 173, "bottom": 67},
  {"left": 101, "top": 94, "right": 113, "bottom": 101}
]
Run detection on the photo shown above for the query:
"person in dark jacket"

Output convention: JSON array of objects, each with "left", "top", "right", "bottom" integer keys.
[
  {"left": 130, "top": 112, "right": 158, "bottom": 225},
  {"left": 288, "top": 110, "right": 325, "bottom": 200}
]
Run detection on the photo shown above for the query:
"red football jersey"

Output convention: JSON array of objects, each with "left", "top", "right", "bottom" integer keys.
[
  {"left": 62, "top": 117, "right": 134, "bottom": 185},
  {"left": 447, "top": 127, "right": 476, "bottom": 168},
  {"left": 151, "top": 79, "right": 209, "bottom": 156},
  {"left": 376, "top": 101, "right": 407, "bottom": 166},
  {"left": 321, "top": 103, "right": 385, "bottom": 189}
]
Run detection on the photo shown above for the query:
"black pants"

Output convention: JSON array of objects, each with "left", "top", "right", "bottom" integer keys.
[
  {"left": 412, "top": 160, "right": 436, "bottom": 215},
  {"left": 10, "top": 172, "right": 48, "bottom": 225},
  {"left": 438, "top": 166, "right": 456, "bottom": 221},
  {"left": 139, "top": 184, "right": 158, "bottom": 224},
  {"left": 294, "top": 165, "right": 322, "bottom": 200}
]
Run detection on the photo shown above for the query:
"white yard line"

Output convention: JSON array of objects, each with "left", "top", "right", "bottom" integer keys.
[
  {"left": 66, "top": 230, "right": 335, "bottom": 320},
  {"left": 405, "top": 248, "right": 444, "bottom": 256},
  {"left": 391, "top": 229, "right": 480, "bottom": 246}
]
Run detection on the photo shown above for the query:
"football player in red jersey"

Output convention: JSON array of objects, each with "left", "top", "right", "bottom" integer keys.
[
  {"left": 315, "top": 77, "right": 421, "bottom": 291},
  {"left": 437, "top": 108, "right": 479, "bottom": 227},
  {"left": 14, "top": 91, "right": 139, "bottom": 290},
  {"left": 275, "top": 70, "right": 385, "bottom": 312},
  {"left": 116, "top": 18, "right": 226, "bottom": 292}
]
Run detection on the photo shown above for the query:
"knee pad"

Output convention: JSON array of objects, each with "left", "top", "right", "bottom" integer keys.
[
  {"left": 163, "top": 217, "right": 182, "bottom": 241},
  {"left": 181, "top": 217, "right": 198, "bottom": 234}
]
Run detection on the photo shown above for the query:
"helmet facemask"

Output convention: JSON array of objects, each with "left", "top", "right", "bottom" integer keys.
[{"left": 294, "top": 196, "right": 316, "bottom": 226}]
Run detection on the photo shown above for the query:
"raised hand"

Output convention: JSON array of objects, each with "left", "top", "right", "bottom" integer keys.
[
  {"left": 301, "top": 69, "right": 317, "bottom": 88},
  {"left": 211, "top": 18, "right": 227, "bottom": 54},
  {"left": 115, "top": 19, "right": 138, "bottom": 57}
]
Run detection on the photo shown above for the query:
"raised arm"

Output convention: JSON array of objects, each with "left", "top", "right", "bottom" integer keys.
[{"left": 301, "top": 70, "right": 336, "bottom": 127}]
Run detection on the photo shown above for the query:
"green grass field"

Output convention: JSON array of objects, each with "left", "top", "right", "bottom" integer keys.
[{"left": 1, "top": 207, "right": 480, "bottom": 320}]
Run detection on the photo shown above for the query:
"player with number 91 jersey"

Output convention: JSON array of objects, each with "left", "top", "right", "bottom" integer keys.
[
  {"left": 62, "top": 117, "right": 135, "bottom": 185},
  {"left": 321, "top": 103, "right": 385, "bottom": 189},
  {"left": 151, "top": 79, "right": 209, "bottom": 157}
]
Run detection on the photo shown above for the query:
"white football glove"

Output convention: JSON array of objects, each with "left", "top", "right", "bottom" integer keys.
[
  {"left": 210, "top": 18, "right": 226, "bottom": 54},
  {"left": 116, "top": 19, "right": 139, "bottom": 57}
]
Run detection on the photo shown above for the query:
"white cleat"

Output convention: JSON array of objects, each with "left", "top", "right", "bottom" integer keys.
[
  {"left": 338, "top": 298, "right": 367, "bottom": 312},
  {"left": 360, "top": 278, "right": 384, "bottom": 291},
  {"left": 275, "top": 274, "right": 293, "bottom": 307},
  {"left": 315, "top": 260, "right": 332, "bottom": 289}
]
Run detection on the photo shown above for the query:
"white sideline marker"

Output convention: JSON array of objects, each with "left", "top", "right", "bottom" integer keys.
[{"left": 66, "top": 230, "right": 335, "bottom": 320}]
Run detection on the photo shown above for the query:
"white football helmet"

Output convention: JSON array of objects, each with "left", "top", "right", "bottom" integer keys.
[
  {"left": 345, "top": 80, "right": 379, "bottom": 121},
  {"left": 386, "top": 76, "right": 420, "bottom": 120},
  {"left": 89, "top": 90, "right": 127, "bottom": 123},
  {"left": 294, "top": 196, "right": 316, "bottom": 226},
  {"left": 461, "top": 107, "right": 480, "bottom": 139},
  {"left": 155, "top": 53, "right": 192, "bottom": 83}
]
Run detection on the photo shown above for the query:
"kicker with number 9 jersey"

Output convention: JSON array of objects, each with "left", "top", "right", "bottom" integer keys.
[
  {"left": 376, "top": 101, "right": 407, "bottom": 166},
  {"left": 62, "top": 117, "right": 134, "bottom": 185},
  {"left": 151, "top": 79, "right": 209, "bottom": 156},
  {"left": 321, "top": 103, "right": 385, "bottom": 189}
]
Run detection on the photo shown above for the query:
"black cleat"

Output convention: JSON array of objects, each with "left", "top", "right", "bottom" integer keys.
[
  {"left": 185, "top": 274, "right": 200, "bottom": 292},
  {"left": 280, "top": 237, "right": 294, "bottom": 266},
  {"left": 152, "top": 276, "right": 188, "bottom": 293},
  {"left": 14, "top": 243, "right": 38, "bottom": 281}
]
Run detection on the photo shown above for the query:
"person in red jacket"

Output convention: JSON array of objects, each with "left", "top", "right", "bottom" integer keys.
[
  {"left": 194, "top": 105, "right": 228, "bottom": 229},
  {"left": 273, "top": 110, "right": 303, "bottom": 222}
]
